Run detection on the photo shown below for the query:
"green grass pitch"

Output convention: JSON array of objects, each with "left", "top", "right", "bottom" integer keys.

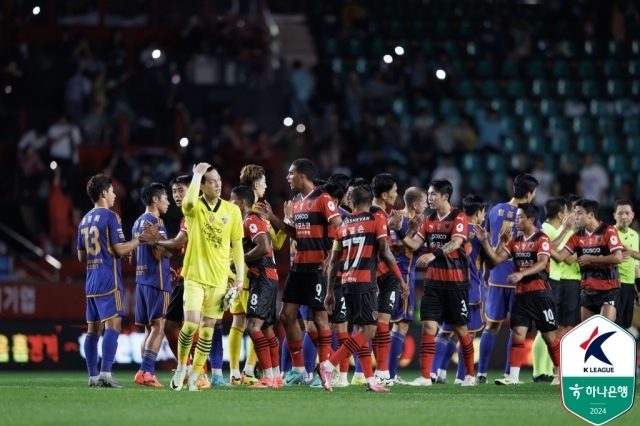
[{"left": 1, "top": 372, "right": 638, "bottom": 426}]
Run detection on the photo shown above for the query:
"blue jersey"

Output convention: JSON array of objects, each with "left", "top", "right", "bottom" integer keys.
[
  {"left": 132, "top": 213, "right": 171, "bottom": 292},
  {"left": 467, "top": 224, "right": 486, "bottom": 304},
  {"left": 486, "top": 202, "right": 541, "bottom": 287},
  {"left": 390, "top": 216, "right": 418, "bottom": 285},
  {"left": 77, "top": 208, "right": 125, "bottom": 297}
]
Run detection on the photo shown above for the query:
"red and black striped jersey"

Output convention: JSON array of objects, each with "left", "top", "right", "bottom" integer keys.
[
  {"left": 417, "top": 207, "right": 469, "bottom": 289},
  {"left": 292, "top": 188, "right": 341, "bottom": 272},
  {"left": 503, "top": 231, "right": 551, "bottom": 296},
  {"left": 243, "top": 212, "right": 279, "bottom": 288},
  {"left": 176, "top": 217, "right": 188, "bottom": 279},
  {"left": 370, "top": 205, "right": 393, "bottom": 278},
  {"left": 334, "top": 207, "right": 350, "bottom": 280},
  {"left": 564, "top": 222, "right": 623, "bottom": 291},
  {"left": 336, "top": 210, "right": 388, "bottom": 293}
]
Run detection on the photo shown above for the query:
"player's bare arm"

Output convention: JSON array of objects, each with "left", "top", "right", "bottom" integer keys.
[
  {"left": 550, "top": 212, "right": 576, "bottom": 249},
  {"left": 578, "top": 248, "right": 624, "bottom": 267},
  {"left": 378, "top": 237, "right": 409, "bottom": 298},
  {"left": 416, "top": 235, "right": 464, "bottom": 267},
  {"left": 183, "top": 162, "right": 210, "bottom": 215},
  {"left": 550, "top": 250, "right": 577, "bottom": 264},
  {"left": 150, "top": 230, "right": 187, "bottom": 257},
  {"left": 475, "top": 227, "right": 510, "bottom": 265},
  {"left": 395, "top": 215, "right": 425, "bottom": 252},
  {"left": 255, "top": 200, "right": 296, "bottom": 239},
  {"left": 324, "top": 244, "right": 342, "bottom": 314},
  {"left": 507, "top": 254, "right": 549, "bottom": 284},
  {"left": 244, "top": 233, "right": 269, "bottom": 263}
]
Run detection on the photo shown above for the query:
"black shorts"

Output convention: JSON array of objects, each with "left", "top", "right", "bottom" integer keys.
[
  {"left": 615, "top": 285, "right": 637, "bottom": 329},
  {"left": 165, "top": 281, "right": 184, "bottom": 323},
  {"left": 246, "top": 279, "right": 278, "bottom": 326},
  {"left": 420, "top": 285, "right": 470, "bottom": 326},
  {"left": 377, "top": 272, "right": 399, "bottom": 315},
  {"left": 330, "top": 282, "right": 348, "bottom": 324},
  {"left": 580, "top": 288, "right": 620, "bottom": 314},
  {"left": 282, "top": 270, "right": 327, "bottom": 310},
  {"left": 345, "top": 291, "right": 378, "bottom": 326},
  {"left": 510, "top": 295, "right": 558, "bottom": 333},
  {"left": 556, "top": 279, "right": 581, "bottom": 327}
]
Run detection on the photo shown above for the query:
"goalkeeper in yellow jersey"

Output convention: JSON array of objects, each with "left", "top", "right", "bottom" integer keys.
[{"left": 170, "top": 162, "right": 244, "bottom": 391}]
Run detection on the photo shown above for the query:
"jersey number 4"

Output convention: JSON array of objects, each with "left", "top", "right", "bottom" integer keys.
[
  {"left": 81, "top": 226, "right": 101, "bottom": 256},
  {"left": 343, "top": 236, "right": 366, "bottom": 270}
]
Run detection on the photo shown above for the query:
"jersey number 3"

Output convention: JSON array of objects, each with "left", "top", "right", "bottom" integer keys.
[{"left": 81, "top": 226, "right": 101, "bottom": 256}]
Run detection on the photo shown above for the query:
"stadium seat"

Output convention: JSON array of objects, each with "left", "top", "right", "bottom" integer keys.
[
  {"left": 597, "top": 117, "right": 616, "bottom": 136},
  {"left": 532, "top": 79, "right": 551, "bottom": 97},
  {"left": 501, "top": 60, "right": 520, "bottom": 78},
  {"left": 629, "top": 60, "right": 640, "bottom": 76},
  {"left": 410, "top": 20, "right": 426, "bottom": 38},
  {"left": 324, "top": 38, "right": 340, "bottom": 55},
  {"left": 633, "top": 40, "right": 640, "bottom": 55},
  {"left": 548, "top": 116, "right": 567, "bottom": 134},
  {"left": 539, "top": 98, "right": 559, "bottom": 117},
  {"left": 526, "top": 59, "right": 546, "bottom": 78},
  {"left": 419, "top": 40, "right": 436, "bottom": 56},
  {"left": 573, "top": 118, "right": 593, "bottom": 136},
  {"left": 457, "top": 79, "right": 476, "bottom": 98},
  {"left": 527, "top": 135, "right": 546, "bottom": 154},
  {"left": 461, "top": 153, "right": 482, "bottom": 171},
  {"left": 467, "top": 171, "right": 487, "bottom": 191},
  {"left": 629, "top": 23, "right": 640, "bottom": 39},
  {"left": 442, "top": 40, "right": 459, "bottom": 57},
  {"left": 346, "top": 38, "right": 363, "bottom": 56},
  {"left": 607, "top": 80, "right": 625, "bottom": 98},
  {"left": 557, "top": 79, "right": 576, "bottom": 98},
  {"left": 584, "top": 40, "right": 603, "bottom": 57},
  {"left": 506, "top": 80, "right": 526, "bottom": 98},
  {"left": 485, "top": 153, "right": 506, "bottom": 173},
  {"left": 392, "top": 97, "right": 410, "bottom": 117},
  {"left": 394, "top": 39, "right": 412, "bottom": 56},
  {"left": 631, "top": 80, "right": 640, "bottom": 96},
  {"left": 631, "top": 156, "right": 640, "bottom": 173},
  {"left": 608, "top": 40, "right": 625, "bottom": 57},
  {"left": 481, "top": 80, "right": 501, "bottom": 98},
  {"left": 514, "top": 98, "right": 533, "bottom": 116},
  {"left": 589, "top": 99, "right": 610, "bottom": 117},
  {"left": 550, "top": 136, "right": 569, "bottom": 154},
  {"left": 614, "top": 99, "right": 634, "bottom": 116},
  {"left": 476, "top": 59, "right": 495, "bottom": 77},
  {"left": 560, "top": 153, "right": 579, "bottom": 170},
  {"left": 369, "top": 38, "right": 386, "bottom": 57},
  {"left": 623, "top": 117, "right": 640, "bottom": 135},
  {"left": 331, "top": 57, "right": 344, "bottom": 74},
  {"left": 542, "top": 154, "right": 556, "bottom": 170},
  {"left": 581, "top": 79, "right": 600, "bottom": 98},
  {"left": 552, "top": 60, "right": 571, "bottom": 78},
  {"left": 451, "top": 59, "right": 468, "bottom": 78},
  {"left": 578, "top": 60, "right": 596, "bottom": 78},
  {"left": 523, "top": 116, "right": 542, "bottom": 135},
  {"left": 490, "top": 172, "right": 507, "bottom": 191},
  {"left": 626, "top": 135, "right": 640, "bottom": 154},
  {"left": 602, "top": 60, "right": 621, "bottom": 77},
  {"left": 611, "top": 172, "right": 630, "bottom": 192},
  {"left": 464, "top": 99, "right": 482, "bottom": 116},
  {"left": 490, "top": 98, "right": 510, "bottom": 116},
  {"left": 434, "top": 21, "right": 450, "bottom": 38},
  {"left": 466, "top": 41, "right": 483, "bottom": 57},
  {"left": 607, "top": 155, "right": 627, "bottom": 173},
  {"left": 458, "top": 20, "right": 473, "bottom": 37},
  {"left": 439, "top": 98, "right": 458, "bottom": 116},
  {"left": 414, "top": 97, "right": 434, "bottom": 114},
  {"left": 576, "top": 135, "right": 596, "bottom": 153},
  {"left": 386, "top": 20, "right": 403, "bottom": 37},
  {"left": 354, "top": 57, "right": 368, "bottom": 75},
  {"left": 554, "top": 21, "right": 573, "bottom": 40},
  {"left": 602, "top": 136, "right": 621, "bottom": 154},
  {"left": 503, "top": 137, "right": 521, "bottom": 153},
  {"left": 500, "top": 116, "right": 517, "bottom": 134}
]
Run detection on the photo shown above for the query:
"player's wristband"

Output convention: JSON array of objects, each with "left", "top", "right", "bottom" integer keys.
[
  {"left": 433, "top": 249, "right": 444, "bottom": 258},
  {"left": 395, "top": 229, "right": 407, "bottom": 240},
  {"left": 389, "top": 263, "right": 403, "bottom": 282}
]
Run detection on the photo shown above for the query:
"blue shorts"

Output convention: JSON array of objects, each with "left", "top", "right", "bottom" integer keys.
[
  {"left": 298, "top": 305, "right": 313, "bottom": 321},
  {"left": 391, "top": 283, "right": 416, "bottom": 323},
  {"left": 135, "top": 284, "right": 170, "bottom": 326},
  {"left": 86, "top": 289, "right": 124, "bottom": 323},
  {"left": 440, "top": 303, "right": 484, "bottom": 333},
  {"left": 485, "top": 285, "right": 515, "bottom": 322}
]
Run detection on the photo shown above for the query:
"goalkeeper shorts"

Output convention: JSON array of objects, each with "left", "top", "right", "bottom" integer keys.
[{"left": 183, "top": 280, "right": 226, "bottom": 320}]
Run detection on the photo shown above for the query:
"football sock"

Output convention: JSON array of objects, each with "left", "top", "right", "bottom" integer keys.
[
  {"left": 84, "top": 333, "right": 99, "bottom": 377},
  {"left": 336, "top": 331, "right": 350, "bottom": 373},
  {"left": 374, "top": 323, "right": 390, "bottom": 376},
  {"left": 166, "top": 331, "right": 180, "bottom": 362},
  {"left": 266, "top": 332, "right": 280, "bottom": 376},
  {"left": 303, "top": 332, "right": 318, "bottom": 373},
  {"left": 100, "top": 328, "right": 119, "bottom": 373},
  {"left": 177, "top": 321, "right": 198, "bottom": 366},
  {"left": 459, "top": 333, "right": 475, "bottom": 377},
  {"left": 388, "top": 330, "right": 405, "bottom": 379},
  {"left": 357, "top": 342, "right": 374, "bottom": 378},
  {"left": 192, "top": 326, "right": 213, "bottom": 375},
  {"left": 190, "top": 331, "right": 199, "bottom": 363},
  {"left": 140, "top": 349, "right": 158, "bottom": 375},
  {"left": 533, "top": 332, "right": 554, "bottom": 377},
  {"left": 244, "top": 339, "right": 257, "bottom": 376},
  {"left": 441, "top": 333, "right": 458, "bottom": 371},
  {"left": 547, "top": 338, "right": 560, "bottom": 368},
  {"left": 331, "top": 330, "right": 338, "bottom": 351},
  {"left": 509, "top": 339, "right": 526, "bottom": 382},
  {"left": 287, "top": 338, "right": 305, "bottom": 372},
  {"left": 318, "top": 329, "right": 333, "bottom": 363},
  {"left": 420, "top": 334, "right": 436, "bottom": 380},
  {"left": 327, "top": 332, "right": 367, "bottom": 368},
  {"left": 456, "top": 345, "right": 466, "bottom": 380},
  {"left": 504, "top": 334, "right": 512, "bottom": 376},
  {"left": 432, "top": 333, "right": 449, "bottom": 375},
  {"left": 228, "top": 325, "right": 244, "bottom": 374},
  {"left": 478, "top": 329, "right": 496, "bottom": 375},
  {"left": 249, "top": 331, "right": 272, "bottom": 377},
  {"left": 281, "top": 338, "right": 292, "bottom": 372},
  {"left": 209, "top": 322, "right": 224, "bottom": 373}
]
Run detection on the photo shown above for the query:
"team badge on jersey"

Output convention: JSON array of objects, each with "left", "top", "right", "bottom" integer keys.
[
  {"left": 222, "top": 217, "right": 228, "bottom": 225},
  {"left": 307, "top": 201, "right": 313, "bottom": 209},
  {"left": 611, "top": 236, "right": 618, "bottom": 245},
  {"left": 328, "top": 201, "right": 336, "bottom": 211},
  {"left": 209, "top": 215, "right": 215, "bottom": 223},
  {"left": 249, "top": 224, "right": 258, "bottom": 233}
]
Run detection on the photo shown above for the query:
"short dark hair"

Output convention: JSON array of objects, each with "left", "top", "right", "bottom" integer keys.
[
  {"left": 312, "top": 178, "right": 327, "bottom": 188},
  {"left": 575, "top": 199, "right": 599, "bottom": 217},
  {"left": 517, "top": 203, "right": 539, "bottom": 219},
  {"left": 170, "top": 175, "right": 190, "bottom": 187},
  {"left": 513, "top": 173, "right": 539, "bottom": 199},
  {"left": 564, "top": 193, "right": 581, "bottom": 209},
  {"left": 404, "top": 187, "right": 427, "bottom": 206},
  {"left": 544, "top": 196, "right": 566, "bottom": 220},
  {"left": 463, "top": 194, "right": 488, "bottom": 217},
  {"left": 328, "top": 173, "right": 350, "bottom": 193},
  {"left": 614, "top": 199, "right": 634, "bottom": 211},
  {"left": 231, "top": 185, "right": 255, "bottom": 206},
  {"left": 350, "top": 183, "right": 374, "bottom": 207},
  {"left": 201, "top": 166, "right": 217, "bottom": 184},
  {"left": 292, "top": 158, "right": 316, "bottom": 181},
  {"left": 141, "top": 182, "right": 167, "bottom": 206},
  {"left": 347, "top": 177, "right": 367, "bottom": 189},
  {"left": 428, "top": 179, "right": 454, "bottom": 203},
  {"left": 87, "top": 174, "right": 112, "bottom": 203},
  {"left": 371, "top": 174, "right": 397, "bottom": 198},
  {"left": 320, "top": 182, "right": 344, "bottom": 202}
]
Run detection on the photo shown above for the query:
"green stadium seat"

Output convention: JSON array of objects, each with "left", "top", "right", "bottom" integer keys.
[
  {"left": 578, "top": 60, "right": 596, "bottom": 78},
  {"left": 589, "top": 99, "right": 610, "bottom": 117},
  {"left": 526, "top": 60, "right": 546, "bottom": 78},
  {"left": 603, "top": 60, "right": 621, "bottom": 77},
  {"left": 369, "top": 38, "right": 386, "bottom": 57},
  {"left": 631, "top": 156, "right": 640, "bottom": 173},
  {"left": 467, "top": 171, "right": 487, "bottom": 191},
  {"left": 539, "top": 99, "right": 559, "bottom": 117},
  {"left": 394, "top": 39, "right": 412, "bottom": 56},
  {"left": 527, "top": 135, "right": 546, "bottom": 154},
  {"left": 392, "top": 97, "right": 410, "bottom": 117},
  {"left": 503, "top": 137, "right": 522, "bottom": 153},
  {"left": 632, "top": 80, "right": 640, "bottom": 96},
  {"left": 611, "top": 172, "right": 630, "bottom": 192},
  {"left": 597, "top": 117, "right": 616, "bottom": 136},
  {"left": 548, "top": 116, "right": 567, "bottom": 134},
  {"left": 573, "top": 118, "right": 592, "bottom": 136},
  {"left": 557, "top": 79, "right": 576, "bottom": 98},
  {"left": 554, "top": 21, "right": 573, "bottom": 39},
  {"left": 608, "top": 40, "right": 625, "bottom": 57},
  {"left": 490, "top": 172, "right": 507, "bottom": 191},
  {"left": 629, "top": 23, "right": 640, "bottom": 38},
  {"left": 561, "top": 40, "right": 580, "bottom": 57},
  {"left": 552, "top": 60, "right": 571, "bottom": 78},
  {"left": 633, "top": 41, "right": 640, "bottom": 55},
  {"left": 481, "top": 80, "right": 501, "bottom": 98},
  {"left": 459, "top": 20, "right": 473, "bottom": 37},
  {"left": 582, "top": 79, "right": 600, "bottom": 98},
  {"left": 523, "top": 116, "right": 542, "bottom": 135},
  {"left": 626, "top": 136, "right": 640, "bottom": 153},
  {"left": 457, "top": 79, "right": 476, "bottom": 98},
  {"left": 623, "top": 117, "right": 640, "bottom": 135},
  {"left": 514, "top": 98, "right": 533, "bottom": 116},
  {"left": 414, "top": 97, "right": 434, "bottom": 114},
  {"left": 506, "top": 80, "right": 526, "bottom": 98},
  {"left": 476, "top": 60, "right": 495, "bottom": 77},
  {"left": 331, "top": 57, "right": 343, "bottom": 74},
  {"left": 354, "top": 57, "right": 368, "bottom": 75},
  {"left": 602, "top": 136, "right": 621, "bottom": 154},
  {"left": 387, "top": 20, "right": 403, "bottom": 37},
  {"left": 550, "top": 136, "right": 569, "bottom": 154},
  {"left": 628, "top": 60, "right": 640, "bottom": 77},
  {"left": 485, "top": 153, "right": 506, "bottom": 172},
  {"left": 614, "top": 99, "right": 634, "bottom": 116},
  {"left": 434, "top": 21, "right": 450, "bottom": 38},
  {"left": 439, "top": 98, "right": 458, "bottom": 116},
  {"left": 419, "top": 40, "right": 436, "bottom": 56},
  {"left": 346, "top": 38, "right": 364, "bottom": 57},
  {"left": 560, "top": 153, "right": 579, "bottom": 170},
  {"left": 442, "top": 40, "right": 459, "bottom": 57},
  {"left": 608, "top": 155, "right": 627, "bottom": 173},
  {"left": 324, "top": 38, "right": 340, "bottom": 56},
  {"left": 501, "top": 60, "right": 520, "bottom": 78},
  {"left": 543, "top": 154, "right": 556, "bottom": 170},
  {"left": 446, "top": 115, "right": 461, "bottom": 127},
  {"left": 465, "top": 42, "right": 483, "bottom": 57},
  {"left": 490, "top": 98, "right": 510, "bottom": 116},
  {"left": 576, "top": 135, "right": 596, "bottom": 153},
  {"left": 584, "top": 40, "right": 603, "bottom": 56},
  {"left": 461, "top": 153, "right": 482, "bottom": 171},
  {"left": 451, "top": 59, "right": 468, "bottom": 78},
  {"left": 501, "top": 116, "right": 517, "bottom": 134},
  {"left": 532, "top": 79, "right": 551, "bottom": 97},
  {"left": 410, "top": 20, "right": 426, "bottom": 38},
  {"left": 607, "top": 80, "right": 625, "bottom": 98},
  {"left": 464, "top": 99, "right": 482, "bottom": 116}
]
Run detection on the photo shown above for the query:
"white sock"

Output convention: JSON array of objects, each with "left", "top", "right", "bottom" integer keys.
[
  {"left": 187, "top": 370, "right": 199, "bottom": 384},
  {"left": 211, "top": 368, "right": 222, "bottom": 376},
  {"left": 376, "top": 370, "right": 390, "bottom": 379},
  {"left": 90, "top": 375, "right": 99, "bottom": 381},
  {"left": 340, "top": 372, "right": 348, "bottom": 381},
  {"left": 231, "top": 369, "right": 241, "bottom": 378},
  {"left": 510, "top": 367, "right": 521, "bottom": 382},
  {"left": 272, "top": 366, "right": 280, "bottom": 376},
  {"left": 366, "top": 376, "right": 377, "bottom": 385},
  {"left": 99, "top": 372, "right": 112, "bottom": 378},
  {"left": 292, "top": 366, "right": 306, "bottom": 373},
  {"left": 323, "top": 360, "right": 336, "bottom": 371},
  {"left": 243, "top": 364, "right": 256, "bottom": 376},
  {"left": 477, "top": 372, "right": 487, "bottom": 378},
  {"left": 437, "top": 369, "right": 447, "bottom": 380},
  {"left": 353, "top": 372, "right": 364, "bottom": 379}
]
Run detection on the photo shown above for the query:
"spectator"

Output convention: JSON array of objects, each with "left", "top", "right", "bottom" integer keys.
[
  {"left": 510, "top": 20, "right": 532, "bottom": 58},
  {"left": 83, "top": 101, "right": 108, "bottom": 144},
  {"left": 475, "top": 108, "right": 505, "bottom": 152},
  {"left": 290, "top": 60, "right": 314, "bottom": 119},
  {"left": 48, "top": 167, "right": 74, "bottom": 256},
  {"left": 409, "top": 52, "right": 429, "bottom": 93},
  {"left": 0, "top": 240, "right": 12, "bottom": 282},
  {"left": 345, "top": 72, "right": 364, "bottom": 125},
  {"left": 103, "top": 30, "right": 128, "bottom": 80},
  {"left": 452, "top": 117, "right": 477, "bottom": 151},
  {"left": 413, "top": 107, "right": 434, "bottom": 133},
  {"left": 64, "top": 70, "right": 92, "bottom": 123},
  {"left": 432, "top": 155, "right": 462, "bottom": 207},
  {"left": 531, "top": 157, "right": 554, "bottom": 210},
  {"left": 18, "top": 125, "right": 48, "bottom": 152},
  {"left": 580, "top": 154, "right": 609, "bottom": 204},
  {"left": 433, "top": 118, "right": 455, "bottom": 153},
  {"left": 364, "top": 71, "right": 392, "bottom": 110},
  {"left": 555, "top": 160, "right": 580, "bottom": 196},
  {"left": 506, "top": 153, "right": 530, "bottom": 197},
  {"left": 611, "top": 3, "right": 625, "bottom": 41},
  {"left": 48, "top": 114, "right": 82, "bottom": 184}
]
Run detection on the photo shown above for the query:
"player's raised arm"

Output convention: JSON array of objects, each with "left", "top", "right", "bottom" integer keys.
[
  {"left": 255, "top": 200, "right": 296, "bottom": 239},
  {"left": 475, "top": 226, "right": 510, "bottom": 265},
  {"left": 183, "top": 162, "right": 210, "bottom": 216},
  {"left": 550, "top": 212, "right": 576, "bottom": 249},
  {"left": 393, "top": 214, "right": 425, "bottom": 252}
]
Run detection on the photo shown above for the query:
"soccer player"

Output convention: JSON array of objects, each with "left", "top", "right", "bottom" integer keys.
[
  {"left": 230, "top": 186, "right": 283, "bottom": 388},
  {"left": 79, "top": 174, "right": 144, "bottom": 388},
  {"left": 612, "top": 200, "right": 639, "bottom": 330},
  {"left": 477, "top": 173, "right": 539, "bottom": 383},
  {"left": 228, "top": 164, "right": 287, "bottom": 385},
  {"left": 169, "top": 163, "right": 244, "bottom": 391},
  {"left": 256, "top": 159, "right": 343, "bottom": 386},
  {"left": 387, "top": 187, "right": 427, "bottom": 384},
  {"left": 318, "top": 183, "right": 407, "bottom": 392},
  {"left": 475, "top": 203, "right": 561, "bottom": 386},
  {"left": 132, "top": 183, "right": 172, "bottom": 387},
  {"left": 394, "top": 179, "right": 477, "bottom": 386},
  {"left": 551, "top": 199, "right": 624, "bottom": 322},
  {"left": 434, "top": 194, "right": 489, "bottom": 385}
]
